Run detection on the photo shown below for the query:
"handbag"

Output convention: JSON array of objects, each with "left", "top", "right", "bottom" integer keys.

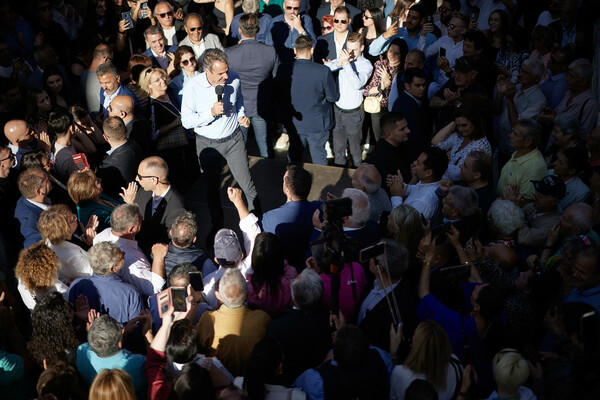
[{"left": 364, "top": 95, "right": 382, "bottom": 113}]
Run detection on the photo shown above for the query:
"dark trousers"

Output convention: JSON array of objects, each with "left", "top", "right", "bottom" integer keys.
[{"left": 333, "top": 105, "right": 364, "bottom": 166}]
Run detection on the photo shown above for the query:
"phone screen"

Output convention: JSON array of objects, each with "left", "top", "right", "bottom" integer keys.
[
  {"left": 171, "top": 288, "right": 187, "bottom": 312},
  {"left": 359, "top": 242, "right": 386, "bottom": 263},
  {"left": 439, "top": 47, "right": 446, "bottom": 57},
  {"left": 189, "top": 271, "right": 204, "bottom": 292}
]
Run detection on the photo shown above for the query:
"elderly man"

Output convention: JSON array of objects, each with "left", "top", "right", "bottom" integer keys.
[
  {"left": 225, "top": 13, "right": 279, "bottom": 158},
  {"left": 14, "top": 167, "right": 52, "bottom": 248},
  {"left": 441, "top": 185, "right": 481, "bottom": 245},
  {"left": 179, "top": 13, "right": 223, "bottom": 61},
  {"left": 96, "top": 62, "right": 137, "bottom": 119},
  {"left": 457, "top": 150, "right": 495, "bottom": 215},
  {"left": 96, "top": 116, "right": 142, "bottom": 199},
  {"left": 94, "top": 203, "right": 167, "bottom": 298},
  {"left": 121, "top": 156, "right": 185, "bottom": 256},
  {"left": 197, "top": 268, "right": 271, "bottom": 376},
  {"left": 266, "top": 269, "right": 332, "bottom": 385},
  {"left": 230, "top": 0, "right": 273, "bottom": 44},
  {"left": 69, "top": 242, "right": 144, "bottom": 326},
  {"left": 76, "top": 315, "right": 147, "bottom": 394},
  {"left": 142, "top": 25, "right": 178, "bottom": 70},
  {"left": 4, "top": 119, "right": 50, "bottom": 168},
  {"left": 314, "top": 6, "right": 351, "bottom": 64},
  {"left": 164, "top": 211, "right": 217, "bottom": 277},
  {"left": 563, "top": 244, "right": 600, "bottom": 313},
  {"left": 352, "top": 163, "right": 391, "bottom": 222},
  {"left": 542, "top": 203, "right": 600, "bottom": 260},
  {"left": 497, "top": 119, "right": 548, "bottom": 200},
  {"left": 265, "top": 0, "right": 316, "bottom": 64},
  {"left": 495, "top": 58, "right": 547, "bottom": 164},
  {"left": 540, "top": 47, "right": 574, "bottom": 109},
  {"left": 181, "top": 49, "right": 259, "bottom": 229},
  {"left": 149, "top": 1, "right": 185, "bottom": 46}
]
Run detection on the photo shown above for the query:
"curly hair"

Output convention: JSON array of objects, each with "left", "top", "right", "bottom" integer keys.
[
  {"left": 138, "top": 67, "right": 170, "bottom": 98},
  {"left": 38, "top": 204, "right": 74, "bottom": 245},
  {"left": 68, "top": 169, "right": 100, "bottom": 205},
  {"left": 27, "top": 292, "right": 80, "bottom": 367},
  {"left": 15, "top": 242, "right": 61, "bottom": 293},
  {"left": 488, "top": 199, "right": 526, "bottom": 236}
]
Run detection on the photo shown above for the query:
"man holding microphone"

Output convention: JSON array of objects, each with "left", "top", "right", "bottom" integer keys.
[{"left": 181, "top": 49, "right": 259, "bottom": 230}]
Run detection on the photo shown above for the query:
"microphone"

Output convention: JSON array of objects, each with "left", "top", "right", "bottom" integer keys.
[{"left": 215, "top": 85, "right": 224, "bottom": 102}]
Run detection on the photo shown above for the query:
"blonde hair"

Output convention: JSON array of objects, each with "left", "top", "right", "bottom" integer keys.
[
  {"left": 389, "top": 204, "right": 424, "bottom": 255},
  {"left": 493, "top": 349, "right": 529, "bottom": 395},
  {"left": 89, "top": 369, "right": 136, "bottom": 400},
  {"left": 138, "top": 67, "right": 170, "bottom": 97},
  {"left": 404, "top": 320, "right": 452, "bottom": 390},
  {"left": 15, "top": 242, "right": 61, "bottom": 293},
  {"left": 38, "top": 204, "right": 73, "bottom": 245},
  {"left": 67, "top": 169, "right": 100, "bottom": 206}
]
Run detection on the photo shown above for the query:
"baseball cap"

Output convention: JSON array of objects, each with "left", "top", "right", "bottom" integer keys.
[
  {"left": 454, "top": 56, "right": 476, "bottom": 73},
  {"left": 531, "top": 175, "right": 566, "bottom": 199},
  {"left": 214, "top": 228, "right": 242, "bottom": 266}
]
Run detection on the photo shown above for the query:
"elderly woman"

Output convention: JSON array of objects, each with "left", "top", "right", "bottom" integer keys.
[
  {"left": 15, "top": 242, "right": 68, "bottom": 311},
  {"left": 38, "top": 204, "right": 95, "bottom": 284},
  {"left": 68, "top": 169, "right": 121, "bottom": 232}
]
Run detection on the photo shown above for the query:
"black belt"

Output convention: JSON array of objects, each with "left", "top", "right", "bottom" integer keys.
[
  {"left": 200, "top": 128, "right": 241, "bottom": 144},
  {"left": 335, "top": 104, "right": 362, "bottom": 113}
]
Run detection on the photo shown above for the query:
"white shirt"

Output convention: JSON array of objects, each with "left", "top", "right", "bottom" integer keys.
[
  {"left": 536, "top": 10, "right": 559, "bottom": 27},
  {"left": 46, "top": 239, "right": 93, "bottom": 284},
  {"left": 418, "top": 35, "right": 463, "bottom": 87},
  {"left": 325, "top": 55, "right": 373, "bottom": 110},
  {"left": 163, "top": 26, "right": 178, "bottom": 46},
  {"left": 26, "top": 198, "right": 51, "bottom": 211},
  {"left": 94, "top": 228, "right": 166, "bottom": 297},
  {"left": 357, "top": 280, "right": 400, "bottom": 324},
  {"left": 334, "top": 32, "right": 349, "bottom": 59},
  {"left": 470, "top": 0, "right": 515, "bottom": 30},
  {"left": 18, "top": 279, "right": 68, "bottom": 312},
  {"left": 391, "top": 181, "right": 440, "bottom": 220},
  {"left": 102, "top": 85, "right": 124, "bottom": 112}
]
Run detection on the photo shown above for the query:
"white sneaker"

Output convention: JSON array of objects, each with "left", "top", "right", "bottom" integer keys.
[
  {"left": 275, "top": 133, "right": 289, "bottom": 150},
  {"left": 325, "top": 141, "right": 334, "bottom": 159}
]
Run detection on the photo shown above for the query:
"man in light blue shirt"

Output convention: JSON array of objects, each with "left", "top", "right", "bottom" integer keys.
[
  {"left": 369, "top": 4, "right": 437, "bottom": 56},
  {"left": 265, "top": 0, "right": 316, "bottom": 64},
  {"left": 541, "top": 47, "right": 572, "bottom": 109},
  {"left": 181, "top": 49, "right": 259, "bottom": 223}
]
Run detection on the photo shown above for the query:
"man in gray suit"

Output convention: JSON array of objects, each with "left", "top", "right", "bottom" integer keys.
[
  {"left": 226, "top": 14, "right": 279, "bottom": 158},
  {"left": 179, "top": 13, "right": 223, "bottom": 61}
]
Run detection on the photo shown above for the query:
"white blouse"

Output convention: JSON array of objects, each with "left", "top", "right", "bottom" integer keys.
[{"left": 436, "top": 132, "right": 492, "bottom": 181}]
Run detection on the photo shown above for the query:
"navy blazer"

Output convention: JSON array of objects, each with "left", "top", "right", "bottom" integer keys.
[
  {"left": 391, "top": 90, "right": 429, "bottom": 164},
  {"left": 99, "top": 84, "right": 139, "bottom": 118},
  {"left": 315, "top": 3, "right": 362, "bottom": 34},
  {"left": 96, "top": 141, "right": 143, "bottom": 199},
  {"left": 225, "top": 39, "right": 279, "bottom": 117},
  {"left": 314, "top": 32, "right": 347, "bottom": 64},
  {"left": 275, "top": 58, "right": 338, "bottom": 133},
  {"left": 14, "top": 196, "right": 44, "bottom": 248},
  {"left": 142, "top": 45, "right": 179, "bottom": 69}
]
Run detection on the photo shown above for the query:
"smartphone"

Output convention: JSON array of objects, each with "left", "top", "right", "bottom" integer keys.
[
  {"left": 391, "top": 16, "right": 399, "bottom": 25},
  {"left": 121, "top": 11, "right": 134, "bottom": 29},
  {"left": 72, "top": 153, "right": 89, "bottom": 170},
  {"left": 157, "top": 287, "right": 188, "bottom": 317},
  {"left": 426, "top": 15, "right": 433, "bottom": 23},
  {"left": 140, "top": 2, "right": 149, "bottom": 18},
  {"left": 439, "top": 47, "right": 447, "bottom": 57},
  {"left": 189, "top": 271, "right": 204, "bottom": 292},
  {"left": 359, "top": 242, "right": 386, "bottom": 263},
  {"left": 581, "top": 310, "right": 598, "bottom": 353}
]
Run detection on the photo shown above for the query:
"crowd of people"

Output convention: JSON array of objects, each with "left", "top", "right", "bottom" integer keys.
[{"left": 1, "top": 0, "right": 600, "bottom": 399}]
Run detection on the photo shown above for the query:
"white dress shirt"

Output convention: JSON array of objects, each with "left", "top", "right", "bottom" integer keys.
[
  {"left": 46, "top": 239, "right": 93, "bottom": 284},
  {"left": 94, "top": 228, "right": 166, "bottom": 297},
  {"left": 391, "top": 181, "right": 440, "bottom": 220},
  {"left": 325, "top": 55, "right": 373, "bottom": 110},
  {"left": 418, "top": 35, "right": 463, "bottom": 87}
]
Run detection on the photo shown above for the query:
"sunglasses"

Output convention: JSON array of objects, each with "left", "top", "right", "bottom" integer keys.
[
  {"left": 323, "top": 25, "right": 333, "bottom": 31},
  {"left": 448, "top": 23, "right": 457, "bottom": 30},
  {"left": 158, "top": 11, "right": 173, "bottom": 18},
  {"left": 362, "top": 14, "right": 373, "bottom": 20},
  {"left": 188, "top": 26, "right": 203, "bottom": 32},
  {"left": 137, "top": 173, "right": 158, "bottom": 180},
  {"left": 334, "top": 19, "right": 348, "bottom": 24},
  {"left": 438, "top": 6, "right": 449, "bottom": 13},
  {"left": 285, "top": 6, "right": 299, "bottom": 10},
  {"left": 181, "top": 57, "right": 197, "bottom": 66}
]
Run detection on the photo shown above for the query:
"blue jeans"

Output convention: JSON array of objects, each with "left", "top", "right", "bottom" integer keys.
[{"left": 240, "top": 115, "right": 270, "bottom": 158}]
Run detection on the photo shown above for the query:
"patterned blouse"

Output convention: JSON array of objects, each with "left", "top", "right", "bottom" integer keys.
[
  {"left": 436, "top": 132, "right": 492, "bottom": 181},
  {"left": 495, "top": 48, "right": 529, "bottom": 82},
  {"left": 363, "top": 59, "right": 400, "bottom": 109}
]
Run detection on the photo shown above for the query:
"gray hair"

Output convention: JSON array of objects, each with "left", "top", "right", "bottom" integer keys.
[
  {"left": 218, "top": 268, "right": 248, "bottom": 308},
  {"left": 448, "top": 186, "right": 479, "bottom": 217},
  {"left": 382, "top": 239, "right": 410, "bottom": 280},
  {"left": 144, "top": 24, "right": 165, "bottom": 41},
  {"left": 96, "top": 62, "right": 118, "bottom": 78},
  {"left": 203, "top": 49, "right": 228, "bottom": 72},
  {"left": 569, "top": 58, "right": 593, "bottom": 84},
  {"left": 566, "top": 203, "right": 594, "bottom": 234},
  {"left": 354, "top": 164, "right": 381, "bottom": 194},
  {"left": 291, "top": 269, "right": 323, "bottom": 310},
  {"left": 88, "top": 315, "right": 122, "bottom": 357},
  {"left": 522, "top": 58, "right": 545, "bottom": 80},
  {"left": 153, "top": 0, "right": 174, "bottom": 16},
  {"left": 342, "top": 188, "right": 370, "bottom": 227},
  {"left": 517, "top": 119, "right": 542, "bottom": 148},
  {"left": 489, "top": 199, "right": 526, "bottom": 236},
  {"left": 554, "top": 115, "right": 579, "bottom": 137},
  {"left": 111, "top": 203, "right": 142, "bottom": 234},
  {"left": 242, "top": 0, "right": 260, "bottom": 14},
  {"left": 170, "top": 211, "right": 197, "bottom": 248},
  {"left": 167, "top": 262, "right": 196, "bottom": 287},
  {"left": 88, "top": 242, "right": 123, "bottom": 277}
]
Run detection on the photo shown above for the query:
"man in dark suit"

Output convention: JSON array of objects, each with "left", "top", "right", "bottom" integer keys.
[
  {"left": 108, "top": 95, "right": 152, "bottom": 158},
  {"left": 391, "top": 67, "right": 431, "bottom": 176},
  {"left": 96, "top": 62, "right": 138, "bottom": 120},
  {"left": 225, "top": 13, "right": 279, "bottom": 158},
  {"left": 314, "top": 6, "right": 350, "bottom": 63},
  {"left": 96, "top": 117, "right": 142, "bottom": 199},
  {"left": 14, "top": 167, "right": 52, "bottom": 248},
  {"left": 315, "top": 0, "right": 361, "bottom": 34},
  {"left": 142, "top": 25, "right": 178, "bottom": 70},
  {"left": 276, "top": 35, "right": 338, "bottom": 165},
  {"left": 122, "top": 156, "right": 185, "bottom": 257},
  {"left": 151, "top": 1, "right": 186, "bottom": 46}
]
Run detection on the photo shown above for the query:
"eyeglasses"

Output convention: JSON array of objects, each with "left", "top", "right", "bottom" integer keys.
[
  {"left": 181, "top": 57, "right": 197, "bottom": 66},
  {"left": 285, "top": 6, "right": 299, "bottom": 10},
  {"left": 0, "top": 152, "right": 15, "bottom": 162},
  {"left": 158, "top": 11, "right": 173, "bottom": 18},
  {"left": 323, "top": 25, "right": 333, "bottom": 31},
  {"left": 334, "top": 19, "right": 348, "bottom": 24},
  {"left": 188, "top": 26, "right": 203, "bottom": 32},
  {"left": 137, "top": 173, "right": 158, "bottom": 180},
  {"left": 362, "top": 14, "right": 373, "bottom": 20}
]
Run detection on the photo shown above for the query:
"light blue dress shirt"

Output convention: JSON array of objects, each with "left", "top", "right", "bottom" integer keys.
[
  {"left": 181, "top": 71, "right": 245, "bottom": 139},
  {"left": 369, "top": 28, "right": 437, "bottom": 56}
]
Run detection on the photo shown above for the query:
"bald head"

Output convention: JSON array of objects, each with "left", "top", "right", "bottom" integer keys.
[
  {"left": 352, "top": 163, "right": 381, "bottom": 194},
  {"left": 108, "top": 95, "right": 134, "bottom": 122},
  {"left": 140, "top": 156, "right": 169, "bottom": 181},
  {"left": 4, "top": 120, "right": 33, "bottom": 147}
]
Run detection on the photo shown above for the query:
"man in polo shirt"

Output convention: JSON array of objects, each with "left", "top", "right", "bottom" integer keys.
[{"left": 497, "top": 119, "right": 548, "bottom": 201}]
